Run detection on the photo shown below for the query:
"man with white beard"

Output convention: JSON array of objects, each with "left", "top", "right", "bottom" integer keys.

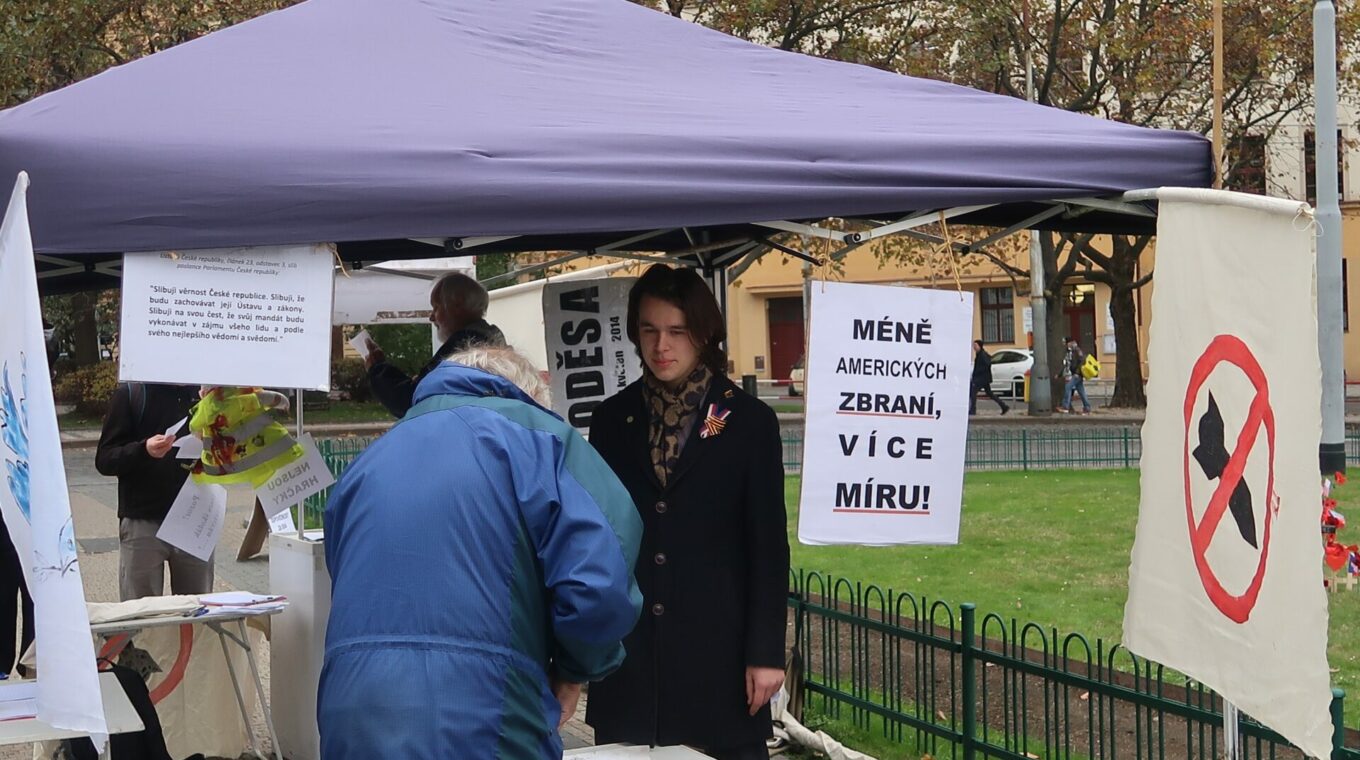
[{"left": 365, "top": 272, "right": 507, "bottom": 417}]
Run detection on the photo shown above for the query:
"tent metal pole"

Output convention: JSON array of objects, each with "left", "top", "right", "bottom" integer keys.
[
  {"left": 479, "top": 249, "right": 596, "bottom": 287},
  {"left": 711, "top": 241, "right": 763, "bottom": 268},
  {"left": 295, "top": 390, "right": 305, "bottom": 540},
  {"left": 756, "top": 237, "right": 821, "bottom": 265},
  {"left": 445, "top": 235, "right": 520, "bottom": 251},
  {"left": 1315, "top": 0, "right": 1346, "bottom": 474},
  {"left": 966, "top": 206, "right": 1068, "bottom": 251},
  {"left": 753, "top": 220, "right": 849, "bottom": 241},
  {"left": 1054, "top": 196, "right": 1156, "bottom": 218},
  {"left": 847, "top": 205, "right": 995, "bottom": 243}
]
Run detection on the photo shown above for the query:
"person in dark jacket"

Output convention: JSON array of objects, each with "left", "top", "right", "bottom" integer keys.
[
  {"left": 970, "top": 340, "right": 1009, "bottom": 415},
  {"left": 1059, "top": 337, "right": 1092, "bottom": 415},
  {"left": 364, "top": 272, "right": 506, "bottom": 417},
  {"left": 0, "top": 514, "right": 32, "bottom": 677},
  {"left": 95, "top": 382, "right": 210, "bottom": 600},
  {"left": 586, "top": 264, "right": 790, "bottom": 760}
]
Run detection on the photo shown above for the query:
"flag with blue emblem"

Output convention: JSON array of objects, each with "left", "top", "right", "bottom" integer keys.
[{"left": 0, "top": 173, "right": 106, "bottom": 742}]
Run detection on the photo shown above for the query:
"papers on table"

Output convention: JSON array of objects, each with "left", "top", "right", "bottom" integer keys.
[
  {"left": 197, "top": 591, "right": 287, "bottom": 617},
  {"left": 0, "top": 681, "right": 38, "bottom": 722},
  {"left": 156, "top": 481, "right": 227, "bottom": 562}
]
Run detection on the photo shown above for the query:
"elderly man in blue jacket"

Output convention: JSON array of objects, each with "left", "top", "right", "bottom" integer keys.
[{"left": 319, "top": 346, "right": 643, "bottom": 759}]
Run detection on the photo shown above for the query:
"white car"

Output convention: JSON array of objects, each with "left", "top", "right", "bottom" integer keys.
[
  {"left": 988, "top": 348, "right": 1034, "bottom": 398},
  {"left": 788, "top": 355, "right": 805, "bottom": 397}
]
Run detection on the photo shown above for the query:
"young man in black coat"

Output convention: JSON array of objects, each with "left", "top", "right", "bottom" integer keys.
[
  {"left": 585, "top": 264, "right": 790, "bottom": 760},
  {"left": 970, "top": 340, "right": 1009, "bottom": 415},
  {"left": 95, "top": 382, "right": 210, "bottom": 600}
]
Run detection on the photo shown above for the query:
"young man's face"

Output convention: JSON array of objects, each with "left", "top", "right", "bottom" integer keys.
[{"left": 637, "top": 295, "right": 701, "bottom": 385}]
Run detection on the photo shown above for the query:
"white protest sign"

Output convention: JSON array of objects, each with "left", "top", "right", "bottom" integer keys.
[
  {"left": 156, "top": 480, "right": 227, "bottom": 563},
  {"left": 120, "top": 244, "right": 335, "bottom": 390},
  {"left": 543, "top": 278, "right": 640, "bottom": 433},
  {"left": 257, "top": 434, "right": 334, "bottom": 518},
  {"left": 1123, "top": 190, "right": 1332, "bottom": 759},
  {"left": 268, "top": 508, "right": 297, "bottom": 535},
  {"left": 797, "top": 282, "right": 972, "bottom": 545}
]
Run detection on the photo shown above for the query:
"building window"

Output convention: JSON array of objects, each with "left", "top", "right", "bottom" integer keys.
[
  {"left": 1227, "top": 134, "right": 1267, "bottom": 195},
  {"left": 980, "top": 287, "right": 1015, "bottom": 344},
  {"left": 1305, "top": 130, "right": 1346, "bottom": 205}
]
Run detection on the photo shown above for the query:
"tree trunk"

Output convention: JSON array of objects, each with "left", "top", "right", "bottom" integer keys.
[
  {"left": 1108, "top": 284, "right": 1147, "bottom": 407},
  {"left": 70, "top": 292, "right": 99, "bottom": 366}
]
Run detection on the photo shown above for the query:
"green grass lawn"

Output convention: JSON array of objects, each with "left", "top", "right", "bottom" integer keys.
[{"left": 787, "top": 469, "right": 1360, "bottom": 705}]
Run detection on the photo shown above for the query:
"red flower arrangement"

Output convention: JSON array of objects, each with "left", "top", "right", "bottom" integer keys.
[{"left": 1323, "top": 474, "right": 1360, "bottom": 581}]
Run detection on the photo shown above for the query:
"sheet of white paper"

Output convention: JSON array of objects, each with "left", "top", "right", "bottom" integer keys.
[
  {"left": 0, "top": 682, "right": 38, "bottom": 703},
  {"left": 0, "top": 699, "right": 36, "bottom": 722},
  {"left": 163, "top": 417, "right": 187, "bottom": 437},
  {"left": 257, "top": 434, "right": 334, "bottom": 518},
  {"left": 348, "top": 329, "right": 373, "bottom": 360},
  {"left": 199, "top": 591, "right": 283, "bottom": 606},
  {"left": 173, "top": 435, "right": 204, "bottom": 460},
  {"left": 155, "top": 481, "right": 226, "bottom": 562},
  {"left": 267, "top": 508, "right": 296, "bottom": 535}
]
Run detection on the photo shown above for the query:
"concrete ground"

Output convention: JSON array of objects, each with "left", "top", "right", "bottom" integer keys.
[{"left": 18, "top": 452, "right": 597, "bottom": 759}]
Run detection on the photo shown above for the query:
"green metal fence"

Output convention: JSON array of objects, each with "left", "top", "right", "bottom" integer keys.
[
  {"left": 781, "top": 428, "right": 1360, "bottom": 473},
  {"left": 788, "top": 569, "right": 1358, "bottom": 760},
  {"left": 304, "top": 435, "right": 1356, "bottom": 757},
  {"left": 300, "top": 435, "right": 380, "bottom": 528}
]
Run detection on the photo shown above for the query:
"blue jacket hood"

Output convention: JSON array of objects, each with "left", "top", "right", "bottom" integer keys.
[{"left": 412, "top": 360, "right": 552, "bottom": 415}]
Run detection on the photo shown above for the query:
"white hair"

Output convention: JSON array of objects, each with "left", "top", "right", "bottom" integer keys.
[
  {"left": 445, "top": 346, "right": 551, "bottom": 407},
  {"left": 432, "top": 272, "right": 489, "bottom": 318}
]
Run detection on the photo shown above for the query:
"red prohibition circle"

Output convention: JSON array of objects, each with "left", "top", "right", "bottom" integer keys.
[
  {"left": 96, "top": 623, "right": 195, "bottom": 704},
  {"left": 1181, "top": 334, "right": 1276, "bottom": 624}
]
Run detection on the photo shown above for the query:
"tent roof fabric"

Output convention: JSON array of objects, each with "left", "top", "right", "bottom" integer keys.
[{"left": 0, "top": 0, "right": 1211, "bottom": 257}]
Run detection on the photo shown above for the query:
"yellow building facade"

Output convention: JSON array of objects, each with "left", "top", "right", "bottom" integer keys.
[{"left": 722, "top": 203, "right": 1360, "bottom": 385}]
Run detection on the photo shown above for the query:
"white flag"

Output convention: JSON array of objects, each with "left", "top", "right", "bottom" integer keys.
[
  {"left": 0, "top": 173, "right": 107, "bottom": 740},
  {"left": 1123, "top": 189, "right": 1331, "bottom": 758}
]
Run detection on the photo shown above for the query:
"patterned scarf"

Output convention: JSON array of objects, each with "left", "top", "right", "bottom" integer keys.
[{"left": 642, "top": 364, "right": 712, "bottom": 487}]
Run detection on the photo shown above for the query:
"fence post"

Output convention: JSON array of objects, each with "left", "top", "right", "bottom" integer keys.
[
  {"left": 1021, "top": 430, "right": 1030, "bottom": 472},
  {"left": 1332, "top": 688, "right": 1346, "bottom": 759},
  {"left": 1122, "top": 428, "right": 1131, "bottom": 468},
  {"left": 962, "top": 602, "right": 977, "bottom": 760}
]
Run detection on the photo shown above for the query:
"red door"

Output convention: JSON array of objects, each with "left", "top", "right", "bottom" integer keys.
[{"left": 767, "top": 297, "right": 805, "bottom": 379}]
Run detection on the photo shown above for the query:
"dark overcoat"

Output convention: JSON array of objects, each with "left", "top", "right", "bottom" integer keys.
[{"left": 584, "top": 374, "right": 790, "bottom": 751}]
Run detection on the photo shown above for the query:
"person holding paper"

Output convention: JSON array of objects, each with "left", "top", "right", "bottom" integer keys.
[
  {"left": 364, "top": 272, "right": 506, "bottom": 417},
  {"left": 319, "top": 346, "right": 641, "bottom": 760},
  {"left": 95, "top": 382, "right": 212, "bottom": 600},
  {"left": 585, "top": 264, "right": 790, "bottom": 760}
]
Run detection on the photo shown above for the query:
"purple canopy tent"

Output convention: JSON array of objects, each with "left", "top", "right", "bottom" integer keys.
[{"left": 0, "top": 0, "right": 1210, "bottom": 292}]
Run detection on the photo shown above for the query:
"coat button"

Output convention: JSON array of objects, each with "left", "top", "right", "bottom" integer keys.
[
  {"left": 654, "top": 552, "right": 667, "bottom": 565},
  {"left": 652, "top": 603, "right": 665, "bottom": 616},
  {"left": 655, "top": 501, "right": 668, "bottom": 514}
]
